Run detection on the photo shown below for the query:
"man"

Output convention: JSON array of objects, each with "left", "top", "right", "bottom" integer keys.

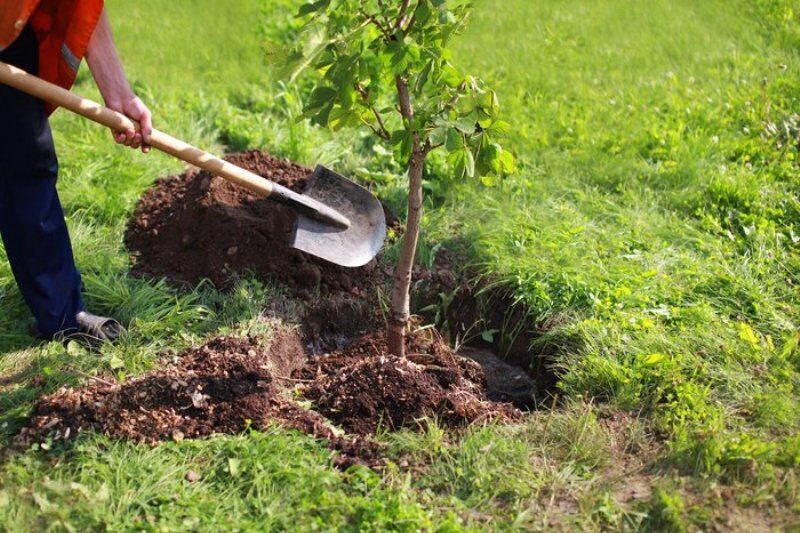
[{"left": 0, "top": 1, "right": 151, "bottom": 343}]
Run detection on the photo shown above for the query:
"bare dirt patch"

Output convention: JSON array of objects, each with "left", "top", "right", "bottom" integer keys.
[
  {"left": 458, "top": 346, "right": 537, "bottom": 408},
  {"left": 125, "top": 152, "right": 543, "bottom": 411},
  {"left": 16, "top": 150, "right": 532, "bottom": 466},
  {"left": 125, "top": 151, "right": 383, "bottom": 294},
  {"left": 19, "top": 330, "right": 518, "bottom": 466},
  {"left": 298, "top": 330, "right": 520, "bottom": 435},
  {"left": 18, "top": 334, "right": 379, "bottom": 467}
]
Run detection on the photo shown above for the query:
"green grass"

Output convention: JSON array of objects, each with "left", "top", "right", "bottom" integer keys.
[
  {"left": 448, "top": 0, "right": 800, "bottom": 479},
  {"left": 2, "top": 0, "right": 800, "bottom": 530}
]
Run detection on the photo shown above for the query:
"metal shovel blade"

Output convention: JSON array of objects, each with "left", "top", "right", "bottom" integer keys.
[{"left": 291, "top": 166, "right": 387, "bottom": 268}]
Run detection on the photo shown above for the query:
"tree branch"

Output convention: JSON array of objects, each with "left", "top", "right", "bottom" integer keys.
[
  {"left": 424, "top": 140, "right": 443, "bottom": 154},
  {"left": 396, "top": 0, "right": 412, "bottom": 30},
  {"left": 403, "top": 1, "right": 421, "bottom": 36},
  {"left": 372, "top": 107, "right": 391, "bottom": 140},
  {"left": 354, "top": 83, "right": 369, "bottom": 100},
  {"left": 362, "top": 119, "right": 387, "bottom": 140},
  {"left": 359, "top": 7, "right": 393, "bottom": 41},
  {"left": 396, "top": 77, "right": 414, "bottom": 125},
  {"left": 376, "top": 0, "right": 395, "bottom": 29},
  {"left": 355, "top": 82, "right": 391, "bottom": 140}
]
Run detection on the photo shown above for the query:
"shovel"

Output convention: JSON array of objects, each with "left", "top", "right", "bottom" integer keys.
[{"left": 0, "top": 61, "right": 386, "bottom": 268}]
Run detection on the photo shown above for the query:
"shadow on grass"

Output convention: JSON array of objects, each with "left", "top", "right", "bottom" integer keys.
[
  {"left": 0, "top": 330, "right": 40, "bottom": 355},
  {"left": 0, "top": 349, "right": 88, "bottom": 443},
  {"left": 0, "top": 290, "right": 41, "bottom": 353}
]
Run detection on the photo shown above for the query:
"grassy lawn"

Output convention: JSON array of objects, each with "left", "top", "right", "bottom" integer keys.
[{"left": 2, "top": 0, "right": 799, "bottom": 530}]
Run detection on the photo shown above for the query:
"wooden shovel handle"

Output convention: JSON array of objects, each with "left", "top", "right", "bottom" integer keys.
[{"left": 0, "top": 61, "right": 274, "bottom": 198}]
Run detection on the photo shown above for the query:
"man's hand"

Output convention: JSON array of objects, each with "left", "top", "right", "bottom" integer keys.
[
  {"left": 107, "top": 96, "right": 152, "bottom": 153},
  {"left": 85, "top": 9, "right": 152, "bottom": 153}
]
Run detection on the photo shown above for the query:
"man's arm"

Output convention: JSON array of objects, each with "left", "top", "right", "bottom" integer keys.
[{"left": 86, "top": 9, "right": 152, "bottom": 152}]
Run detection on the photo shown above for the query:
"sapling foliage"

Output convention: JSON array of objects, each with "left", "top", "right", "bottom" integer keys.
[{"left": 294, "top": 0, "right": 514, "bottom": 356}]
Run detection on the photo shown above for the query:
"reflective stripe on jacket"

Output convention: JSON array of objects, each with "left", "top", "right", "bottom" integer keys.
[{"left": 1, "top": 0, "right": 104, "bottom": 113}]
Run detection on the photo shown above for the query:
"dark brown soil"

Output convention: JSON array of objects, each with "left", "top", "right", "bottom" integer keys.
[
  {"left": 458, "top": 346, "right": 538, "bottom": 408},
  {"left": 125, "top": 151, "right": 382, "bottom": 293},
  {"left": 298, "top": 331, "right": 521, "bottom": 435},
  {"left": 18, "top": 335, "right": 380, "bottom": 468},
  {"left": 19, "top": 330, "right": 519, "bottom": 466},
  {"left": 302, "top": 295, "right": 376, "bottom": 354},
  {"left": 414, "top": 247, "right": 562, "bottom": 399}
]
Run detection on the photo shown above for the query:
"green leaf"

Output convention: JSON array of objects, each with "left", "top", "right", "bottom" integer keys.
[
  {"left": 328, "top": 105, "right": 357, "bottom": 130},
  {"left": 228, "top": 458, "right": 241, "bottom": 477},
  {"left": 439, "top": 62, "right": 463, "bottom": 87},
  {"left": 66, "top": 340, "right": 83, "bottom": 356},
  {"left": 739, "top": 322, "right": 760, "bottom": 349},
  {"left": 296, "top": 0, "right": 330, "bottom": 17},
  {"left": 310, "top": 103, "right": 334, "bottom": 127},
  {"left": 391, "top": 129, "right": 413, "bottom": 161},
  {"left": 479, "top": 89, "right": 500, "bottom": 116},
  {"left": 498, "top": 149, "right": 516, "bottom": 174},
  {"left": 643, "top": 353, "right": 667, "bottom": 365},
  {"left": 780, "top": 332, "right": 799, "bottom": 359},
  {"left": 108, "top": 355, "right": 125, "bottom": 370},
  {"left": 456, "top": 94, "right": 476, "bottom": 115},
  {"left": 481, "top": 329, "right": 500, "bottom": 343},
  {"left": 287, "top": 24, "right": 332, "bottom": 82},
  {"left": 453, "top": 111, "right": 478, "bottom": 134},
  {"left": 416, "top": 1, "right": 433, "bottom": 25},
  {"left": 464, "top": 147, "right": 475, "bottom": 177},
  {"left": 445, "top": 129, "right": 463, "bottom": 152},
  {"left": 414, "top": 60, "right": 433, "bottom": 94},
  {"left": 489, "top": 120, "right": 512, "bottom": 136},
  {"left": 478, "top": 115, "right": 494, "bottom": 129},
  {"left": 449, "top": 149, "right": 467, "bottom": 178},
  {"left": 304, "top": 86, "right": 337, "bottom": 113},
  {"left": 480, "top": 142, "right": 501, "bottom": 174},
  {"left": 428, "top": 126, "right": 447, "bottom": 147}
]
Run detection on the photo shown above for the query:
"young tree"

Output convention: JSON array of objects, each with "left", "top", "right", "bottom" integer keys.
[{"left": 294, "top": 0, "right": 514, "bottom": 357}]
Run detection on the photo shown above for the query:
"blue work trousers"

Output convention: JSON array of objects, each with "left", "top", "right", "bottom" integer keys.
[{"left": 0, "top": 27, "right": 84, "bottom": 338}]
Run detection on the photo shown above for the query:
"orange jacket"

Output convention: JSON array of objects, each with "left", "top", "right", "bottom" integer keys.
[{"left": 1, "top": 0, "right": 104, "bottom": 113}]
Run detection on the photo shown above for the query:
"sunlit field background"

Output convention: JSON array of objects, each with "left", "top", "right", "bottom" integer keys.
[{"left": 1, "top": 0, "right": 799, "bottom": 529}]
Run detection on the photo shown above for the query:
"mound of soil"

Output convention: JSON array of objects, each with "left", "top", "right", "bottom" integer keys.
[
  {"left": 18, "top": 335, "right": 379, "bottom": 467},
  {"left": 125, "top": 151, "right": 382, "bottom": 293},
  {"left": 298, "top": 332, "right": 520, "bottom": 435},
  {"left": 19, "top": 330, "right": 518, "bottom": 466}
]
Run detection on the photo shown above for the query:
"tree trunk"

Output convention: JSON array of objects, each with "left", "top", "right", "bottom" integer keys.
[
  {"left": 387, "top": 150, "right": 425, "bottom": 357},
  {"left": 387, "top": 75, "right": 425, "bottom": 357}
]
